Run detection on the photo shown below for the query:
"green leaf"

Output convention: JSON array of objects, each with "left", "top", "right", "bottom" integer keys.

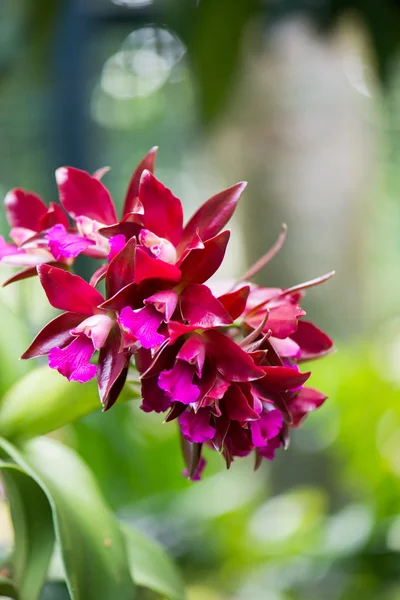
[
  {"left": 0, "top": 366, "right": 141, "bottom": 442},
  {"left": 0, "top": 299, "right": 33, "bottom": 395},
  {"left": 0, "top": 437, "right": 136, "bottom": 600},
  {"left": 0, "top": 462, "right": 54, "bottom": 600},
  {"left": 0, "top": 575, "right": 19, "bottom": 599},
  {"left": 0, "top": 367, "right": 100, "bottom": 441},
  {"left": 123, "top": 523, "right": 185, "bottom": 600}
]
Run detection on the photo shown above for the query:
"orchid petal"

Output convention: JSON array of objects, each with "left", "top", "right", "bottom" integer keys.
[
  {"left": 290, "top": 320, "right": 334, "bottom": 361},
  {"left": 139, "top": 170, "right": 183, "bottom": 246},
  {"left": 98, "top": 326, "right": 129, "bottom": 408},
  {"left": 253, "top": 366, "right": 311, "bottom": 395},
  {"left": 179, "top": 230, "right": 230, "bottom": 285},
  {"left": 223, "top": 384, "right": 260, "bottom": 421},
  {"left": 48, "top": 335, "right": 97, "bottom": 383},
  {"left": 158, "top": 361, "right": 200, "bottom": 405},
  {"left": 5, "top": 188, "right": 47, "bottom": 231},
  {"left": 177, "top": 334, "right": 206, "bottom": 377},
  {"left": 180, "top": 284, "right": 233, "bottom": 328},
  {"left": 180, "top": 408, "right": 216, "bottom": 443},
  {"left": 21, "top": 312, "right": 84, "bottom": 359},
  {"left": 123, "top": 147, "right": 158, "bottom": 215},
  {"left": 179, "top": 181, "right": 246, "bottom": 250},
  {"left": 204, "top": 330, "right": 265, "bottom": 382},
  {"left": 106, "top": 237, "right": 136, "bottom": 299},
  {"left": 144, "top": 290, "right": 178, "bottom": 322},
  {"left": 218, "top": 286, "right": 250, "bottom": 320},
  {"left": 46, "top": 224, "right": 95, "bottom": 260},
  {"left": 38, "top": 202, "right": 69, "bottom": 229},
  {"left": 135, "top": 247, "right": 181, "bottom": 285},
  {"left": 56, "top": 166, "right": 117, "bottom": 224},
  {"left": 71, "top": 313, "right": 114, "bottom": 350},
  {"left": 37, "top": 264, "right": 104, "bottom": 314},
  {"left": 140, "top": 376, "right": 172, "bottom": 413},
  {"left": 118, "top": 305, "right": 165, "bottom": 349}
]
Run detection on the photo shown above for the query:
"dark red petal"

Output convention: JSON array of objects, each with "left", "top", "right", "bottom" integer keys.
[
  {"left": 98, "top": 327, "right": 129, "bottom": 408},
  {"left": 179, "top": 181, "right": 246, "bottom": 250},
  {"left": 135, "top": 247, "right": 181, "bottom": 285},
  {"left": 204, "top": 329, "right": 265, "bottom": 382},
  {"left": 139, "top": 170, "right": 183, "bottom": 246},
  {"left": 5, "top": 188, "right": 48, "bottom": 231},
  {"left": 21, "top": 312, "right": 84, "bottom": 359},
  {"left": 180, "top": 283, "right": 233, "bottom": 327},
  {"left": 218, "top": 286, "right": 250, "bottom": 320},
  {"left": 290, "top": 320, "right": 334, "bottom": 361},
  {"left": 287, "top": 386, "right": 327, "bottom": 427},
  {"left": 102, "top": 365, "right": 129, "bottom": 412},
  {"left": 37, "top": 264, "right": 104, "bottom": 314},
  {"left": 98, "top": 220, "right": 142, "bottom": 241},
  {"left": 38, "top": 202, "right": 69, "bottom": 230},
  {"left": 140, "top": 376, "right": 172, "bottom": 413},
  {"left": 253, "top": 366, "right": 311, "bottom": 394},
  {"left": 123, "top": 147, "right": 158, "bottom": 216},
  {"left": 223, "top": 384, "right": 260, "bottom": 421},
  {"left": 100, "top": 282, "right": 140, "bottom": 311},
  {"left": 2, "top": 266, "right": 39, "bottom": 287},
  {"left": 106, "top": 237, "right": 136, "bottom": 299},
  {"left": 179, "top": 230, "right": 230, "bottom": 285},
  {"left": 56, "top": 167, "right": 117, "bottom": 225}
]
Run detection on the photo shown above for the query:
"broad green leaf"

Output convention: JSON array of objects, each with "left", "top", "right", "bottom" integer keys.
[
  {"left": 0, "top": 367, "right": 100, "bottom": 441},
  {"left": 123, "top": 524, "right": 185, "bottom": 600},
  {"left": 0, "top": 299, "right": 33, "bottom": 394},
  {"left": 0, "top": 437, "right": 136, "bottom": 600},
  {"left": 0, "top": 575, "right": 18, "bottom": 599},
  {"left": 0, "top": 366, "right": 141, "bottom": 442},
  {"left": 0, "top": 462, "right": 54, "bottom": 600}
]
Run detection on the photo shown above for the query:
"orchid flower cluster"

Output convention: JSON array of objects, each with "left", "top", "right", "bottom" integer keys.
[{"left": 0, "top": 148, "right": 334, "bottom": 479}]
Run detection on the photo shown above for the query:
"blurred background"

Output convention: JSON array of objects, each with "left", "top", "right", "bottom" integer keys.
[{"left": 2, "top": 0, "right": 400, "bottom": 598}]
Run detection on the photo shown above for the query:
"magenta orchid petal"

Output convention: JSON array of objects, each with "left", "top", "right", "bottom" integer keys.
[
  {"left": 179, "top": 230, "right": 230, "bottom": 285},
  {"left": 56, "top": 166, "right": 117, "bottom": 225},
  {"left": 2, "top": 265, "right": 42, "bottom": 287},
  {"left": 106, "top": 237, "right": 136, "bottom": 299},
  {"left": 180, "top": 284, "right": 233, "bottom": 328},
  {"left": 71, "top": 313, "right": 114, "bottom": 351},
  {"left": 37, "top": 264, "right": 104, "bottom": 314},
  {"left": 158, "top": 360, "right": 200, "bottom": 405},
  {"left": 89, "top": 264, "right": 108, "bottom": 287},
  {"left": 0, "top": 236, "right": 19, "bottom": 258},
  {"left": 250, "top": 409, "right": 283, "bottom": 447},
  {"left": 204, "top": 330, "right": 265, "bottom": 382},
  {"left": 144, "top": 290, "right": 179, "bottom": 322},
  {"left": 135, "top": 247, "right": 181, "bottom": 285},
  {"left": 179, "top": 181, "right": 246, "bottom": 251},
  {"left": 139, "top": 170, "right": 183, "bottom": 246},
  {"left": 257, "top": 436, "right": 282, "bottom": 461},
  {"left": 21, "top": 312, "right": 85, "bottom": 359},
  {"left": 177, "top": 334, "right": 206, "bottom": 377},
  {"left": 180, "top": 408, "right": 216, "bottom": 443},
  {"left": 118, "top": 305, "right": 165, "bottom": 349},
  {"left": 108, "top": 234, "right": 127, "bottom": 261},
  {"left": 123, "top": 147, "right": 158, "bottom": 216},
  {"left": 183, "top": 456, "right": 207, "bottom": 481},
  {"left": 48, "top": 335, "right": 97, "bottom": 383},
  {"left": 5, "top": 188, "right": 48, "bottom": 231},
  {"left": 46, "top": 224, "right": 95, "bottom": 260}
]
